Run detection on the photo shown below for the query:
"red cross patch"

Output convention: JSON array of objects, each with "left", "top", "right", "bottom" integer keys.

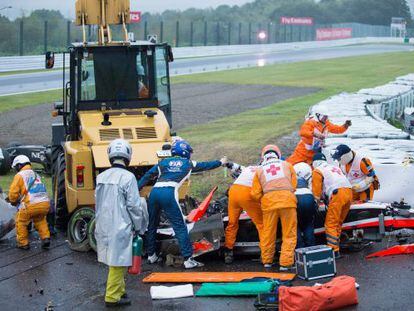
[{"left": 266, "top": 164, "right": 281, "bottom": 176}]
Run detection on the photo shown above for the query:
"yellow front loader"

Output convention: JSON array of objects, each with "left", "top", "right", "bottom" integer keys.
[{"left": 48, "top": 0, "right": 189, "bottom": 251}]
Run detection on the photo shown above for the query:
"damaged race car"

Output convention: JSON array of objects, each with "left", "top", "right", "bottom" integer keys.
[
  {"left": 155, "top": 188, "right": 414, "bottom": 261},
  {"left": 0, "top": 143, "right": 53, "bottom": 175}
]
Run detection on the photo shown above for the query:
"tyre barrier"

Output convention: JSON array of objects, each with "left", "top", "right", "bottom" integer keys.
[
  {"left": 378, "top": 132, "right": 410, "bottom": 140},
  {"left": 311, "top": 74, "right": 414, "bottom": 205},
  {"left": 347, "top": 133, "right": 379, "bottom": 139}
]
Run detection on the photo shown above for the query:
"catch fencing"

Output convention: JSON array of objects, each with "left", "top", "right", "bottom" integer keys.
[
  {"left": 0, "top": 37, "right": 408, "bottom": 73},
  {"left": 0, "top": 18, "right": 412, "bottom": 57}
]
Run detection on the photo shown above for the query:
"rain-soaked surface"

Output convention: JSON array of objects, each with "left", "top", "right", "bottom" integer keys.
[{"left": 0, "top": 232, "right": 412, "bottom": 310}]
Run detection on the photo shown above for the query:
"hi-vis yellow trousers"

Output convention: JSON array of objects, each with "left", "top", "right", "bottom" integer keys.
[
  {"left": 105, "top": 266, "right": 127, "bottom": 303},
  {"left": 15, "top": 203, "right": 50, "bottom": 247}
]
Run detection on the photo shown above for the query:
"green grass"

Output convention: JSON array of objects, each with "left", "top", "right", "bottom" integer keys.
[
  {"left": 172, "top": 52, "right": 414, "bottom": 198},
  {"left": 0, "top": 89, "right": 61, "bottom": 113},
  {"left": 387, "top": 118, "right": 405, "bottom": 130},
  {"left": 173, "top": 52, "right": 413, "bottom": 92}
]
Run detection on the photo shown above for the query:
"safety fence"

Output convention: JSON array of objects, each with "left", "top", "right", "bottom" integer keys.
[
  {"left": 0, "top": 37, "right": 407, "bottom": 73},
  {"left": 0, "top": 18, "right": 412, "bottom": 57}
]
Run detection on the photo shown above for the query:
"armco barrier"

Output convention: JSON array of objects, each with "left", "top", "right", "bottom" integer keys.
[
  {"left": 366, "top": 86, "right": 414, "bottom": 121},
  {"left": 0, "top": 37, "right": 410, "bottom": 73}
]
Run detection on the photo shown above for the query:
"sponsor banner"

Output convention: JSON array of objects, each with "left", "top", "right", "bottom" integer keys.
[
  {"left": 130, "top": 11, "right": 141, "bottom": 23},
  {"left": 316, "top": 28, "right": 352, "bottom": 41},
  {"left": 280, "top": 16, "right": 314, "bottom": 26}
]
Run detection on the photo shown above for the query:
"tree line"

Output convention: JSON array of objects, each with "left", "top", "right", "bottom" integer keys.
[{"left": 142, "top": 0, "right": 412, "bottom": 26}]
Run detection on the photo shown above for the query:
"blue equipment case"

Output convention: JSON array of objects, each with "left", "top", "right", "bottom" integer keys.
[{"left": 295, "top": 245, "right": 336, "bottom": 281}]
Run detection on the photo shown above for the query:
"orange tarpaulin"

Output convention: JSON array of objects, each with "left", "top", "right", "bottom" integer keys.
[
  {"left": 366, "top": 243, "right": 414, "bottom": 259},
  {"left": 143, "top": 272, "right": 296, "bottom": 283}
]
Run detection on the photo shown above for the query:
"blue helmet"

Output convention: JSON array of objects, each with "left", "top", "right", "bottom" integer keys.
[
  {"left": 171, "top": 140, "right": 193, "bottom": 159},
  {"left": 331, "top": 144, "right": 352, "bottom": 160}
]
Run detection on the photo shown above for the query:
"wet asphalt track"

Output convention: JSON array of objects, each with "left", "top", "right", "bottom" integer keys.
[
  {"left": 0, "top": 43, "right": 412, "bottom": 96},
  {"left": 0, "top": 233, "right": 413, "bottom": 310}
]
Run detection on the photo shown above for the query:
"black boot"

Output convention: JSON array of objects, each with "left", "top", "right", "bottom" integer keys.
[
  {"left": 334, "top": 251, "right": 342, "bottom": 259},
  {"left": 105, "top": 297, "right": 131, "bottom": 308},
  {"left": 41, "top": 238, "right": 50, "bottom": 250},
  {"left": 17, "top": 244, "right": 30, "bottom": 250}
]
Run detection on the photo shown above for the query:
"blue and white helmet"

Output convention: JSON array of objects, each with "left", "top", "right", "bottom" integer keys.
[
  {"left": 293, "top": 162, "right": 312, "bottom": 181},
  {"left": 108, "top": 139, "right": 132, "bottom": 164},
  {"left": 171, "top": 140, "right": 193, "bottom": 159}
]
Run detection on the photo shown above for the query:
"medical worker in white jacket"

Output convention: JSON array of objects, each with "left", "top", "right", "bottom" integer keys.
[{"left": 95, "top": 139, "right": 148, "bottom": 307}]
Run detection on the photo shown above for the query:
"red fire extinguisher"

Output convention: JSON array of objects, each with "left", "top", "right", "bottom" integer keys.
[{"left": 128, "top": 235, "right": 143, "bottom": 275}]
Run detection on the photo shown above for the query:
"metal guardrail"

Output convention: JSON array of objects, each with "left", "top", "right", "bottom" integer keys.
[
  {"left": 369, "top": 90, "right": 414, "bottom": 121},
  {"left": 0, "top": 37, "right": 410, "bottom": 73}
]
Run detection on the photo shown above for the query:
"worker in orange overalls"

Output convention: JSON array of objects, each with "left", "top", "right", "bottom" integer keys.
[
  {"left": 287, "top": 107, "right": 352, "bottom": 165},
  {"left": 251, "top": 145, "right": 297, "bottom": 271},
  {"left": 7, "top": 155, "right": 50, "bottom": 250},
  {"left": 223, "top": 163, "right": 263, "bottom": 264},
  {"left": 332, "top": 144, "right": 380, "bottom": 202},
  {"left": 311, "top": 153, "right": 352, "bottom": 258}
]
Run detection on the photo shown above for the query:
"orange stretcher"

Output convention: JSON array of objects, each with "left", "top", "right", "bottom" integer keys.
[{"left": 143, "top": 272, "right": 296, "bottom": 283}]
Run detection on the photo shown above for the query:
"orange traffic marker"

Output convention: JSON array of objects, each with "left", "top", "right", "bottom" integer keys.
[
  {"left": 187, "top": 186, "right": 218, "bottom": 222},
  {"left": 143, "top": 272, "right": 296, "bottom": 283},
  {"left": 366, "top": 243, "right": 414, "bottom": 259}
]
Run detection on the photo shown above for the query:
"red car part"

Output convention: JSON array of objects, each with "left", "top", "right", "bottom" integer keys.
[{"left": 187, "top": 186, "right": 218, "bottom": 223}]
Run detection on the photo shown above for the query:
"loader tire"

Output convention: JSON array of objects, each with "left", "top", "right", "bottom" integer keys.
[
  {"left": 87, "top": 217, "right": 97, "bottom": 252},
  {"left": 50, "top": 146, "right": 63, "bottom": 180},
  {"left": 54, "top": 153, "right": 69, "bottom": 229},
  {"left": 67, "top": 207, "right": 94, "bottom": 252},
  {"left": 51, "top": 146, "right": 63, "bottom": 172}
]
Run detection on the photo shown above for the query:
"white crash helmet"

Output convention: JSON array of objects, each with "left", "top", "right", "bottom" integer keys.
[
  {"left": 108, "top": 139, "right": 132, "bottom": 165},
  {"left": 12, "top": 155, "right": 31, "bottom": 170},
  {"left": 311, "top": 106, "right": 329, "bottom": 123},
  {"left": 293, "top": 162, "right": 312, "bottom": 181}
]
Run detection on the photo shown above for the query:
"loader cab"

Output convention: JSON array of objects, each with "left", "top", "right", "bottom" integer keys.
[{"left": 61, "top": 42, "right": 173, "bottom": 140}]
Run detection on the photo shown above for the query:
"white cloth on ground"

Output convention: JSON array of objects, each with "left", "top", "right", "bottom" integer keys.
[{"left": 150, "top": 284, "right": 194, "bottom": 300}]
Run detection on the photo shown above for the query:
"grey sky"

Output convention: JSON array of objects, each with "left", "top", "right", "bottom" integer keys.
[{"left": 0, "top": 0, "right": 251, "bottom": 19}]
